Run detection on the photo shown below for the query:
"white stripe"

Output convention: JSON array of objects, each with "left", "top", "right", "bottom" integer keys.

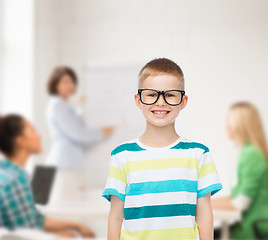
[
  {"left": 109, "top": 155, "right": 124, "bottom": 170},
  {"left": 197, "top": 151, "right": 213, "bottom": 168},
  {"left": 122, "top": 215, "right": 196, "bottom": 231},
  {"left": 110, "top": 161, "right": 124, "bottom": 171},
  {"left": 129, "top": 168, "right": 198, "bottom": 184},
  {"left": 104, "top": 177, "right": 126, "bottom": 194},
  {"left": 198, "top": 172, "right": 221, "bottom": 190},
  {"left": 124, "top": 191, "right": 197, "bottom": 208}
]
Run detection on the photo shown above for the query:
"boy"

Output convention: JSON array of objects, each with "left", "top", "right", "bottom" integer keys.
[{"left": 102, "top": 58, "right": 223, "bottom": 240}]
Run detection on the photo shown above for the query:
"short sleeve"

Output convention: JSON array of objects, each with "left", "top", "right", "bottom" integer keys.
[
  {"left": 102, "top": 153, "right": 127, "bottom": 202},
  {"left": 234, "top": 147, "right": 266, "bottom": 199},
  {"left": 197, "top": 148, "right": 223, "bottom": 198}
]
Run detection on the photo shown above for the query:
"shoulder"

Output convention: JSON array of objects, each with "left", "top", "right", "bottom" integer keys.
[
  {"left": 111, "top": 138, "right": 146, "bottom": 156},
  {"left": 240, "top": 143, "right": 266, "bottom": 167},
  {"left": 242, "top": 143, "right": 263, "bottom": 156},
  {"left": 48, "top": 96, "right": 67, "bottom": 111},
  {"left": 0, "top": 170, "right": 20, "bottom": 193},
  {"left": 47, "top": 97, "right": 72, "bottom": 120},
  {"left": 0, "top": 162, "right": 28, "bottom": 190},
  {"left": 171, "top": 136, "right": 210, "bottom": 155}
]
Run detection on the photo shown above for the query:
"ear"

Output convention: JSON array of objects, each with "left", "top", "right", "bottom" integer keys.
[
  {"left": 179, "top": 95, "right": 188, "bottom": 110},
  {"left": 134, "top": 93, "right": 142, "bottom": 110},
  {"left": 14, "top": 136, "right": 25, "bottom": 149}
]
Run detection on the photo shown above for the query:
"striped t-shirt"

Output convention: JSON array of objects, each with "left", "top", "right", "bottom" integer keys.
[{"left": 102, "top": 136, "right": 223, "bottom": 240}]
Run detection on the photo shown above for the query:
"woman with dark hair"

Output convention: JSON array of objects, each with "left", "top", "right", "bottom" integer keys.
[
  {"left": 46, "top": 66, "right": 115, "bottom": 202},
  {"left": 0, "top": 114, "right": 95, "bottom": 238}
]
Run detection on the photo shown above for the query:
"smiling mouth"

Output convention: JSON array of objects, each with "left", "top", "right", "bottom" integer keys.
[{"left": 151, "top": 110, "right": 170, "bottom": 118}]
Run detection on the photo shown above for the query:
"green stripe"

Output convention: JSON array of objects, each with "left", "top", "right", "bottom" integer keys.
[
  {"left": 124, "top": 203, "right": 196, "bottom": 220},
  {"left": 171, "top": 142, "right": 209, "bottom": 153},
  {"left": 111, "top": 142, "right": 145, "bottom": 156}
]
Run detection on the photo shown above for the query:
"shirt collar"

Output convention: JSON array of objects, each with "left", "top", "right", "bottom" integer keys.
[{"left": 0, "top": 159, "right": 25, "bottom": 173}]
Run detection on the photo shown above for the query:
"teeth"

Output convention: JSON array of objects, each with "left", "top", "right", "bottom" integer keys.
[{"left": 154, "top": 111, "right": 169, "bottom": 114}]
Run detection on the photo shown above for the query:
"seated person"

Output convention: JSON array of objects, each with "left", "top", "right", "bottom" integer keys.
[
  {"left": 0, "top": 114, "right": 95, "bottom": 238},
  {"left": 212, "top": 102, "right": 268, "bottom": 239}
]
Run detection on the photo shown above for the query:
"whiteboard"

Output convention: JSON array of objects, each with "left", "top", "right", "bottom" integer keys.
[{"left": 83, "top": 62, "right": 145, "bottom": 188}]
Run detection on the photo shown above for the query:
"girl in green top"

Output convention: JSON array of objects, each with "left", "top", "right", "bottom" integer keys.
[{"left": 212, "top": 102, "right": 268, "bottom": 239}]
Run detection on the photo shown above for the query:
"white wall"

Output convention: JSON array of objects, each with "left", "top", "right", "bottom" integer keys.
[
  {"left": 0, "top": 0, "right": 3, "bottom": 112},
  {"left": 34, "top": 0, "right": 268, "bottom": 194},
  {"left": 32, "top": 0, "right": 61, "bottom": 166}
]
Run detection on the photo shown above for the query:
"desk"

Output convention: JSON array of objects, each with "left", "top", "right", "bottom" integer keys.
[
  {"left": 37, "top": 189, "right": 109, "bottom": 238},
  {"left": 213, "top": 209, "right": 241, "bottom": 240},
  {"left": 0, "top": 228, "right": 106, "bottom": 240},
  {"left": 37, "top": 188, "right": 109, "bottom": 219},
  {"left": 38, "top": 201, "right": 109, "bottom": 220},
  {"left": 37, "top": 201, "right": 109, "bottom": 238}
]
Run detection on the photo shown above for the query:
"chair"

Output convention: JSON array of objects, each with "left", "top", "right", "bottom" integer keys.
[{"left": 253, "top": 219, "right": 268, "bottom": 240}]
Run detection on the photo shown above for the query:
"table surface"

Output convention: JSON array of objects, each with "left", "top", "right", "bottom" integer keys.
[{"left": 0, "top": 228, "right": 106, "bottom": 240}]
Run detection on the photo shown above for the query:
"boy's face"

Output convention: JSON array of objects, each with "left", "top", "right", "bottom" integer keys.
[{"left": 135, "top": 74, "right": 188, "bottom": 127}]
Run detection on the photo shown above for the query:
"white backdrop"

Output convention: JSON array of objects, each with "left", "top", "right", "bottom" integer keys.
[
  {"left": 30, "top": 0, "right": 268, "bottom": 196},
  {"left": 83, "top": 54, "right": 268, "bottom": 195}
]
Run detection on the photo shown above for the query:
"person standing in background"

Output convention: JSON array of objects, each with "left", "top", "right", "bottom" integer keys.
[
  {"left": 212, "top": 102, "right": 268, "bottom": 239},
  {"left": 46, "top": 66, "right": 115, "bottom": 203}
]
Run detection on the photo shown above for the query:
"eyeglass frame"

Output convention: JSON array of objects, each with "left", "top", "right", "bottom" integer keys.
[{"left": 137, "top": 88, "right": 186, "bottom": 106}]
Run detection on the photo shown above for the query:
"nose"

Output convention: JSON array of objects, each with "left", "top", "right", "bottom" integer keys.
[{"left": 155, "top": 94, "right": 166, "bottom": 105}]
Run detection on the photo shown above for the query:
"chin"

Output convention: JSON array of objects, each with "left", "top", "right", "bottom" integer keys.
[
  {"left": 148, "top": 120, "right": 172, "bottom": 128},
  {"left": 34, "top": 148, "right": 42, "bottom": 154}
]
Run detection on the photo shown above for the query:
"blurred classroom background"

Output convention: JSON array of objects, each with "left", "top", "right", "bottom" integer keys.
[{"left": 0, "top": 0, "right": 268, "bottom": 239}]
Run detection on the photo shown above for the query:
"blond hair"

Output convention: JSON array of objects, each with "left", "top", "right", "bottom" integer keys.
[
  {"left": 228, "top": 102, "right": 268, "bottom": 163},
  {"left": 138, "top": 58, "right": 184, "bottom": 89}
]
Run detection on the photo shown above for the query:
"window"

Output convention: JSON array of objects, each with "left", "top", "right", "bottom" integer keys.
[{"left": 0, "top": 0, "right": 34, "bottom": 120}]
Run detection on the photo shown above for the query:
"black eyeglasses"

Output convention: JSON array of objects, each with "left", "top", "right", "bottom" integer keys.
[{"left": 138, "top": 88, "right": 185, "bottom": 106}]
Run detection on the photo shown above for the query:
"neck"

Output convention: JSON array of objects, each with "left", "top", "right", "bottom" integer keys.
[
  {"left": 235, "top": 138, "right": 245, "bottom": 148},
  {"left": 59, "top": 94, "right": 68, "bottom": 101},
  {"left": 140, "top": 121, "right": 180, "bottom": 147},
  {"left": 7, "top": 150, "right": 29, "bottom": 168}
]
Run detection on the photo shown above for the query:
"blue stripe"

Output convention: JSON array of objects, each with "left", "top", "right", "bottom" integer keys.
[
  {"left": 102, "top": 188, "right": 125, "bottom": 202},
  {"left": 125, "top": 179, "right": 198, "bottom": 196},
  {"left": 111, "top": 143, "right": 145, "bottom": 156},
  {"left": 171, "top": 142, "right": 209, "bottom": 153},
  {"left": 197, "top": 183, "right": 223, "bottom": 198},
  {"left": 124, "top": 203, "right": 196, "bottom": 220}
]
